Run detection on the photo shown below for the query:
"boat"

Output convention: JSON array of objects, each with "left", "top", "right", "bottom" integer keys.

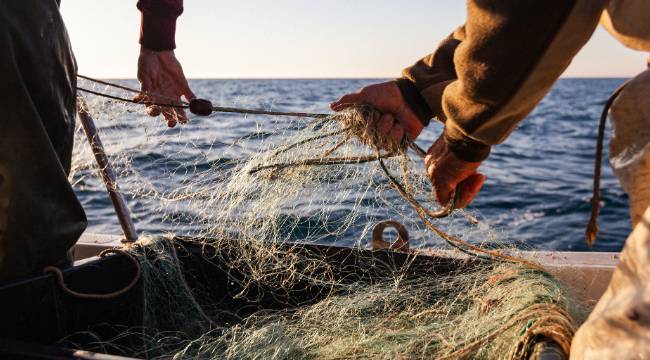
[
  {"left": 0, "top": 232, "right": 618, "bottom": 359},
  {"left": 0, "top": 100, "right": 622, "bottom": 359}
]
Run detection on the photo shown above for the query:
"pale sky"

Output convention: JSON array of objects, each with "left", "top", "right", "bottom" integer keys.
[{"left": 60, "top": 0, "right": 648, "bottom": 79}]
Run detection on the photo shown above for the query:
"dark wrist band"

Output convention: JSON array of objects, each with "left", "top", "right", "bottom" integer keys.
[
  {"left": 394, "top": 78, "right": 434, "bottom": 126},
  {"left": 443, "top": 129, "right": 491, "bottom": 163}
]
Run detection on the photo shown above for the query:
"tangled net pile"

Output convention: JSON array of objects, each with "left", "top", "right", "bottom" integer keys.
[{"left": 65, "top": 79, "right": 585, "bottom": 359}]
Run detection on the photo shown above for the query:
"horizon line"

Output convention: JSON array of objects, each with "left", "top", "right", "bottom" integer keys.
[{"left": 86, "top": 76, "right": 632, "bottom": 80}]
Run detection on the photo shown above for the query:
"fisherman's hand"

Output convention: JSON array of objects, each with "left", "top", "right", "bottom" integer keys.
[
  {"left": 134, "top": 47, "right": 196, "bottom": 127},
  {"left": 330, "top": 81, "right": 424, "bottom": 148},
  {"left": 425, "top": 134, "right": 485, "bottom": 208}
]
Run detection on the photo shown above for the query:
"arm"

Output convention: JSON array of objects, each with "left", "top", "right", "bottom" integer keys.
[
  {"left": 399, "top": 27, "right": 464, "bottom": 126},
  {"left": 405, "top": 0, "right": 607, "bottom": 161},
  {"left": 135, "top": 0, "right": 195, "bottom": 127},
  {"left": 334, "top": 0, "right": 607, "bottom": 206}
]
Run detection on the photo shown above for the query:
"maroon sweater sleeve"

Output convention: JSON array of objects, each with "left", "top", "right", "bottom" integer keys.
[{"left": 137, "top": 0, "right": 183, "bottom": 51}]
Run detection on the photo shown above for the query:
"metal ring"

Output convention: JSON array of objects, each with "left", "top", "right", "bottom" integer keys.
[{"left": 372, "top": 220, "right": 410, "bottom": 252}]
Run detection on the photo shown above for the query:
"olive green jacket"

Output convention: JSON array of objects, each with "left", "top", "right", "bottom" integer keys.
[{"left": 399, "top": 0, "right": 650, "bottom": 162}]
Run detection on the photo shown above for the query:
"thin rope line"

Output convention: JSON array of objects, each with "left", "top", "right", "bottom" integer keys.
[
  {"left": 77, "top": 75, "right": 328, "bottom": 119},
  {"left": 78, "top": 74, "right": 185, "bottom": 104},
  {"left": 585, "top": 81, "right": 628, "bottom": 248},
  {"left": 78, "top": 87, "right": 188, "bottom": 109},
  {"left": 248, "top": 153, "right": 397, "bottom": 174},
  {"left": 376, "top": 149, "right": 538, "bottom": 267}
]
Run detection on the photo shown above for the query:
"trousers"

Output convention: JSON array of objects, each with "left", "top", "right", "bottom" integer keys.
[{"left": 0, "top": 0, "right": 87, "bottom": 281}]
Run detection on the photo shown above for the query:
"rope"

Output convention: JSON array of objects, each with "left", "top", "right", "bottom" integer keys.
[
  {"left": 43, "top": 248, "right": 141, "bottom": 299},
  {"left": 248, "top": 153, "right": 398, "bottom": 174},
  {"left": 78, "top": 74, "right": 188, "bottom": 105},
  {"left": 376, "top": 150, "right": 538, "bottom": 267},
  {"left": 77, "top": 87, "right": 188, "bottom": 109},
  {"left": 77, "top": 75, "right": 328, "bottom": 119},
  {"left": 78, "top": 76, "right": 427, "bottom": 159},
  {"left": 585, "top": 81, "right": 629, "bottom": 248}
]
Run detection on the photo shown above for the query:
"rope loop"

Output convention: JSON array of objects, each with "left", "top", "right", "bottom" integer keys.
[{"left": 43, "top": 248, "right": 141, "bottom": 300}]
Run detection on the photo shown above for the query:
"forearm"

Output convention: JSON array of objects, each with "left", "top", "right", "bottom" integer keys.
[
  {"left": 399, "top": 27, "right": 465, "bottom": 126},
  {"left": 400, "top": 0, "right": 607, "bottom": 161},
  {"left": 137, "top": 0, "right": 184, "bottom": 51}
]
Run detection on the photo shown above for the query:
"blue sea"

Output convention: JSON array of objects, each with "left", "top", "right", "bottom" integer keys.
[{"left": 74, "top": 78, "right": 631, "bottom": 252}]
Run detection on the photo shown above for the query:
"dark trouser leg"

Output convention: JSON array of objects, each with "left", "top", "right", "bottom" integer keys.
[{"left": 0, "top": 0, "right": 87, "bottom": 281}]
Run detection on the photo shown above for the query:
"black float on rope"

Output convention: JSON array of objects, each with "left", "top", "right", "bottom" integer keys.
[{"left": 189, "top": 98, "right": 214, "bottom": 116}]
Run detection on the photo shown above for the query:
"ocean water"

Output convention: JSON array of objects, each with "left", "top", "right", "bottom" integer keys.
[{"left": 74, "top": 78, "right": 631, "bottom": 252}]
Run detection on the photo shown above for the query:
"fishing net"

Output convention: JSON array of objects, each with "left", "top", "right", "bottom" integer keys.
[{"left": 64, "top": 79, "right": 585, "bottom": 359}]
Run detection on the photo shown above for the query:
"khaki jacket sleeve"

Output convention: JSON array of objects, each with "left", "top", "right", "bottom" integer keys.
[
  {"left": 398, "top": 27, "right": 465, "bottom": 125},
  {"left": 400, "top": 0, "right": 608, "bottom": 162}
]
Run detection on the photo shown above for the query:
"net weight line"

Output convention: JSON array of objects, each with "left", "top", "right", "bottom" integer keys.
[
  {"left": 77, "top": 74, "right": 328, "bottom": 119},
  {"left": 77, "top": 75, "right": 426, "bottom": 155}
]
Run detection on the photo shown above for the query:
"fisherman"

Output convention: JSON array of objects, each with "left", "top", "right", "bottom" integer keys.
[
  {"left": 0, "top": 0, "right": 192, "bottom": 281},
  {"left": 332, "top": 0, "right": 650, "bottom": 357}
]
